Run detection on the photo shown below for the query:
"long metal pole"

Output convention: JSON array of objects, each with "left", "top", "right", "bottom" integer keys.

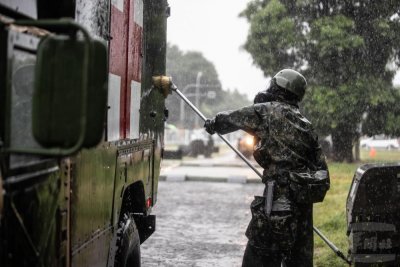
[
  {"left": 171, "top": 85, "right": 350, "bottom": 265},
  {"left": 314, "top": 227, "right": 351, "bottom": 264},
  {"left": 174, "top": 88, "right": 263, "bottom": 178}
]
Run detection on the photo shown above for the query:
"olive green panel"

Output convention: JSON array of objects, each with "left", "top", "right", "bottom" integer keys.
[
  {"left": 70, "top": 144, "right": 117, "bottom": 260},
  {"left": 113, "top": 155, "right": 132, "bottom": 224},
  {"left": 141, "top": 0, "right": 167, "bottom": 133},
  {"left": 127, "top": 147, "right": 152, "bottom": 205},
  {"left": 1, "top": 168, "right": 61, "bottom": 267},
  {"left": 113, "top": 141, "right": 154, "bottom": 225},
  {"left": 141, "top": 0, "right": 169, "bottom": 205},
  {"left": 71, "top": 230, "right": 113, "bottom": 267},
  {"left": 83, "top": 39, "right": 108, "bottom": 148}
]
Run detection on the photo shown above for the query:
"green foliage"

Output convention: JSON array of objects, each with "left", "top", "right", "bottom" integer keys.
[
  {"left": 242, "top": 0, "right": 303, "bottom": 73},
  {"left": 242, "top": 0, "right": 400, "bottom": 161},
  {"left": 362, "top": 89, "right": 400, "bottom": 137},
  {"left": 166, "top": 44, "right": 250, "bottom": 128},
  {"left": 311, "top": 15, "right": 364, "bottom": 60},
  {"left": 167, "top": 44, "right": 222, "bottom": 90}
]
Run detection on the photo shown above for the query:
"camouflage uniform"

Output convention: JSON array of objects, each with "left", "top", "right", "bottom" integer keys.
[{"left": 209, "top": 100, "right": 329, "bottom": 267}]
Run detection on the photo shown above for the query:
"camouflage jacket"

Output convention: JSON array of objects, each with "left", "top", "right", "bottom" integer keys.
[{"left": 213, "top": 101, "right": 328, "bottom": 179}]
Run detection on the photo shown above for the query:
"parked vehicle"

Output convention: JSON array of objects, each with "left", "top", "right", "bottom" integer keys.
[
  {"left": 360, "top": 135, "right": 400, "bottom": 150},
  {"left": 0, "top": 0, "right": 169, "bottom": 266}
]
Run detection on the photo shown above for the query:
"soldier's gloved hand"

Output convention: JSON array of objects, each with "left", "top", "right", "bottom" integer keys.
[{"left": 204, "top": 119, "right": 216, "bottom": 135}]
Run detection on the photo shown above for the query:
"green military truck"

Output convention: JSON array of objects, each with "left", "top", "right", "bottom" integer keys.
[{"left": 0, "top": 0, "right": 169, "bottom": 266}]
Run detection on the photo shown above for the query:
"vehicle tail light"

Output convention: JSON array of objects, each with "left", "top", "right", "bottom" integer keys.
[{"left": 146, "top": 198, "right": 152, "bottom": 208}]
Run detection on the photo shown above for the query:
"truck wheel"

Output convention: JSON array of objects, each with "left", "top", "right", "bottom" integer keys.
[{"left": 115, "top": 213, "right": 141, "bottom": 267}]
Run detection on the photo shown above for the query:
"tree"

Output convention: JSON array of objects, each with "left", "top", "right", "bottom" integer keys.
[
  {"left": 241, "top": 0, "right": 400, "bottom": 162},
  {"left": 166, "top": 44, "right": 250, "bottom": 128}
]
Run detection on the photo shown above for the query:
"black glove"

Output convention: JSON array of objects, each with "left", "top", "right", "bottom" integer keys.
[{"left": 204, "top": 119, "right": 216, "bottom": 135}]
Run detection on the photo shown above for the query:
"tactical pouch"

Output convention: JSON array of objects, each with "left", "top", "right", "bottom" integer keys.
[
  {"left": 245, "top": 196, "right": 297, "bottom": 257},
  {"left": 288, "top": 170, "right": 330, "bottom": 204}
]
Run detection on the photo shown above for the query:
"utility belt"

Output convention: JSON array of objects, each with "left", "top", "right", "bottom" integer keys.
[{"left": 262, "top": 168, "right": 330, "bottom": 204}]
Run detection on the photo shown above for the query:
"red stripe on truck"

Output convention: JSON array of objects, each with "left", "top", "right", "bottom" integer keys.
[
  {"left": 109, "top": 3, "right": 129, "bottom": 139},
  {"left": 125, "top": 0, "right": 143, "bottom": 138}
]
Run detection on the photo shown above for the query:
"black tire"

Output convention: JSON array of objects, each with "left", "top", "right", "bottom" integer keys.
[{"left": 115, "top": 213, "right": 141, "bottom": 267}]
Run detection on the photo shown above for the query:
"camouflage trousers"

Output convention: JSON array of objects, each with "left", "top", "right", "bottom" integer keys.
[{"left": 242, "top": 203, "right": 313, "bottom": 267}]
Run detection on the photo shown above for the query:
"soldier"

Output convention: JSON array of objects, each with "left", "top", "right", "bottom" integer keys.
[{"left": 204, "top": 69, "right": 329, "bottom": 267}]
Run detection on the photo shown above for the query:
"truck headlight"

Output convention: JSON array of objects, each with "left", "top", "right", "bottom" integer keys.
[{"left": 245, "top": 136, "right": 254, "bottom": 146}]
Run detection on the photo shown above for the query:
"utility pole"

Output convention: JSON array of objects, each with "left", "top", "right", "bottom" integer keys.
[{"left": 194, "top": 71, "right": 203, "bottom": 128}]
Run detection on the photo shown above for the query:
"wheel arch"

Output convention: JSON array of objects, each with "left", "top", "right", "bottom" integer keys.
[
  {"left": 118, "top": 181, "right": 155, "bottom": 244},
  {"left": 119, "top": 181, "right": 146, "bottom": 222}
]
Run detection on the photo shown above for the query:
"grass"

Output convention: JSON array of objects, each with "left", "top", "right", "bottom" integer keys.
[{"left": 313, "top": 149, "right": 400, "bottom": 266}]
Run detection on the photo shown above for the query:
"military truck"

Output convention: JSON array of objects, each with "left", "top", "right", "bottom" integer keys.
[{"left": 0, "top": 0, "right": 169, "bottom": 266}]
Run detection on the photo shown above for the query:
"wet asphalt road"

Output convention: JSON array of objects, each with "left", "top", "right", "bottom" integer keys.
[{"left": 141, "top": 181, "right": 264, "bottom": 267}]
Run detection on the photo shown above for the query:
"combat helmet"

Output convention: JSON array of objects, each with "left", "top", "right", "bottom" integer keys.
[{"left": 272, "top": 69, "right": 307, "bottom": 101}]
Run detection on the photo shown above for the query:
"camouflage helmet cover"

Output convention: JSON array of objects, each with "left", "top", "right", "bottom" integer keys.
[{"left": 272, "top": 69, "right": 307, "bottom": 100}]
